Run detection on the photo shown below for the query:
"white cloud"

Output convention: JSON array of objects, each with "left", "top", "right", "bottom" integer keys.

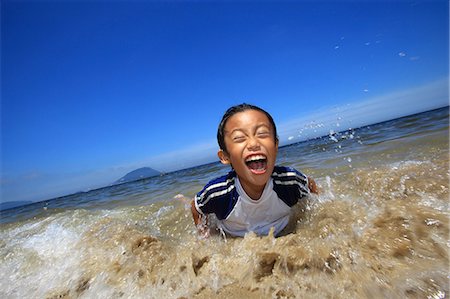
[{"left": 139, "top": 139, "right": 218, "bottom": 172}]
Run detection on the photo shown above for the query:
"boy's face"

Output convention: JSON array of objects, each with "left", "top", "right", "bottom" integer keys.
[{"left": 218, "top": 109, "right": 278, "bottom": 198}]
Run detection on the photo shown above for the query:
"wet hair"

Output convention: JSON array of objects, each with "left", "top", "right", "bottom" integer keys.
[{"left": 217, "top": 103, "right": 279, "bottom": 152}]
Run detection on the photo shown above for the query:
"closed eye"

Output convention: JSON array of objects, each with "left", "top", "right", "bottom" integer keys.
[
  {"left": 233, "top": 136, "right": 246, "bottom": 142},
  {"left": 257, "top": 131, "right": 271, "bottom": 138}
]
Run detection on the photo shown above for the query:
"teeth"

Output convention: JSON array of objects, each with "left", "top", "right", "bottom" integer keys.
[{"left": 245, "top": 155, "right": 266, "bottom": 162}]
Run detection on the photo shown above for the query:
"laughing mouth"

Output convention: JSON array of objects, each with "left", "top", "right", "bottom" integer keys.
[{"left": 245, "top": 154, "right": 268, "bottom": 173}]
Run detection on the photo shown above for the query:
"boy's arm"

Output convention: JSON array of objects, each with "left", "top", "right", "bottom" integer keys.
[
  {"left": 308, "top": 177, "right": 319, "bottom": 194},
  {"left": 190, "top": 199, "right": 210, "bottom": 238}
]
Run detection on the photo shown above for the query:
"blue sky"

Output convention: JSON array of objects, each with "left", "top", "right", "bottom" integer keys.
[{"left": 1, "top": 0, "right": 448, "bottom": 203}]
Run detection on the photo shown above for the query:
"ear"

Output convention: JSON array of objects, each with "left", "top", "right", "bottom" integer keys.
[{"left": 217, "top": 149, "right": 231, "bottom": 165}]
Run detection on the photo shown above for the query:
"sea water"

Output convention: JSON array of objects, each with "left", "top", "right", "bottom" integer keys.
[{"left": 1, "top": 107, "right": 448, "bottom": 298}]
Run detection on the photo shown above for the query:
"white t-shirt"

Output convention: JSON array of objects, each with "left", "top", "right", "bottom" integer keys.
[
  {"left": 219, "top": 177, "right": 291, "bottom": 236},
  {"left": 195, "top": 166, "right": 310, "bottom": 237}
]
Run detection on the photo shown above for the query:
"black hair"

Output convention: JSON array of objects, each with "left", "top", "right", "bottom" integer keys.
[{"left": 217, "top": 103, "right": 278, "bottom": 152}]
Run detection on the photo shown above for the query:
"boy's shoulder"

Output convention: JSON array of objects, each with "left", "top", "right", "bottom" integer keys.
[
  {"left": 196, "top": 170, "right": 237, "bottom": 200},
  {"left": 272, "top": 165, "right": 307, "bottom": 180},
  {"left": 195, "top": 170, "right": 239, "bottom": 219},
  {"left": 271, "top": 165, "right": 309, "bottom": 206}
]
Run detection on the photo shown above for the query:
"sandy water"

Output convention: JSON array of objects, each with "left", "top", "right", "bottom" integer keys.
[{"left": 1, "top": 107, "right": 448, "bottom": 298}]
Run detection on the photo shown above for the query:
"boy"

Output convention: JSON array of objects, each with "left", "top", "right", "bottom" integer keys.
[{"left": 191, "top": 103, "right": 318, "bottom": 238}]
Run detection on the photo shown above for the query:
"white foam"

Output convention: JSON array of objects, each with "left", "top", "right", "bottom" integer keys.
[
  {"left": 0, "top": 213, "right": 92, "bottom": 298},
  {"left": 389, "top": 160, "right": 432, "bottom": 170}
]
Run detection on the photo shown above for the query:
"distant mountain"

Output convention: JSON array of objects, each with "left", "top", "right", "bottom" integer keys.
[
  {"left": 114, "top": 167, "right": 161, "bottom": 185},
  {"left": 0, "top": 200, "right": 33, "bottom": 211}
]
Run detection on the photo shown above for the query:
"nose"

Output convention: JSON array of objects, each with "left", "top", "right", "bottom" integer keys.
[{"left": 247, "top": 136, "right": 260, "bottom": 151}]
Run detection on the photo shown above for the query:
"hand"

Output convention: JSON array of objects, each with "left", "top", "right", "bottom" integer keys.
[
  {"left": 196, "top": 223, "right": 211, "bottom": 239},
  {"left": 308, "top": 177, "right": 319, "bottom": 194},
  {"left": 191, "top": 199, "right": 210, "bottom": 239}
]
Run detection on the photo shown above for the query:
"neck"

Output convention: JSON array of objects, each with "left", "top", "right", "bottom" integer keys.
[{"left": 241, "top": 182, "right": 265, "bottom": 200}]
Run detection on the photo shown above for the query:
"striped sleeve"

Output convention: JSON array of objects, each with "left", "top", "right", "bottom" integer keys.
[
  {"left": 272, "top": 166, "right": 310, "bottom": 207},
  {"left": 194, "top": 172, "right": 238, "bottom": 220}
]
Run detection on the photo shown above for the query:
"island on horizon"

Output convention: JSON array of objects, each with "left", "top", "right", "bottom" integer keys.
[{"left": 113, "top": 167, "right": 161, "bottom": 185}]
